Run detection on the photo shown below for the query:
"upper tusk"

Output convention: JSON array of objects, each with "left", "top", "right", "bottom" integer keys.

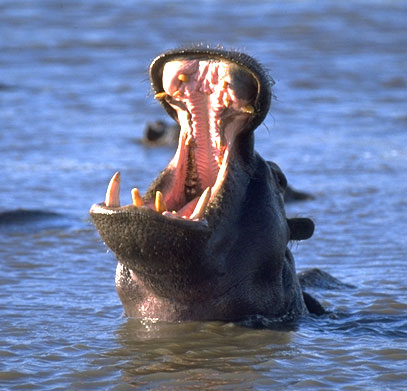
[
  {"left": 178, "top": 73, "right": 189, "bottom": 82},
  {"left": 241, "top": 105, "right": 254, "bottom": 114}
]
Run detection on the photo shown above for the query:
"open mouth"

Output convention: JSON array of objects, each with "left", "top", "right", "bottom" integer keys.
[{"left": 92, "top": 49, "right": 270, "bottom": 224}]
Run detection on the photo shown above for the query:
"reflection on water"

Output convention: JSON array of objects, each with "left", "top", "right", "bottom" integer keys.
[
  {"left": 113, "top": 319, "right": 295, "bottom": 389},
  {"left": 0, "top": 0, "right": 406, "bottom": 390}
]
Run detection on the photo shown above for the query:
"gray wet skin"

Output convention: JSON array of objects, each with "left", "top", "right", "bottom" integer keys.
[{"left": 90, "top": 48, "right": 315, "bottom": 322}]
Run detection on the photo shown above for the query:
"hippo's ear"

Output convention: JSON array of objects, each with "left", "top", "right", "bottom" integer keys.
[{"left": 287, "top": 218, "right": 314, "bottom": 241}]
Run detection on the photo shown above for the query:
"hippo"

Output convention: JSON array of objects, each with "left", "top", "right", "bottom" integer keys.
[
  {"left": 141, "top": 120, "right": 180, "bottom": 146},
  {"left": 90, "top": 47, "right": 323, "bottom": 322},
  {"left": 0, "top": 209, "right": 70, "bottom": 233}
]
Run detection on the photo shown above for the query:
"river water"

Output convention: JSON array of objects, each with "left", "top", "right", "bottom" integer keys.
[{"left": 1, "top": 1, "right": 406, "bottom": 390}]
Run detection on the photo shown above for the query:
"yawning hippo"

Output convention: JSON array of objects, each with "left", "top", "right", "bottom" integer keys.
[{"left": 90, "top": 47, "right": 319, "bottom": 322}]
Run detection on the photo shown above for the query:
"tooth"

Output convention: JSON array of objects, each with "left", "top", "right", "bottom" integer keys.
[
  {"left": 216, "top": 155, "right": 224, "bottom": 167},
  {"left": 105, "top": 171, "right": 120, "bottom": 207},
  {"left": 154, "top": 92, "right": 168, "bottom": 100},
  {"left": 131, "top": 188, "right": 144, "bottom": 206},
  {"left": 155, "top": 191, "right": 167, "bottom": 214},
  {"left": 190, "top": 187, "right": 211, "bottom": 220},
  {"left": 241, "top": 105, "right": 254, "bottom": 114},
  {"left": 223, "top": 96, "right": 231, "bottom": 107},
  {"left": 185, "top": 134, "right": 193, "bottom": 146},
  {"left": 215, "top": 137, "right": 221, "bottom": 150},
  {"left": 178, "top": 73, "right": 189, "bottom": 82}
]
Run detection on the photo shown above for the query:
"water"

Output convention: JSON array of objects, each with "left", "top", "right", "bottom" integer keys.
[{"left": 1, "top": 0, "right": 406, "bottom": 389}]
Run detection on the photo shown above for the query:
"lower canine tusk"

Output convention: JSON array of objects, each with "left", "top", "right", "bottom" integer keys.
[
  {"left": 190, "top": 187, "right": 211, "bottom": 220},
  {"left": 105, "top": 171, "right": 121, "bottom": 207}
]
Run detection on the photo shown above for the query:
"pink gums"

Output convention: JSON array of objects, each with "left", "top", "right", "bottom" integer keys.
[{"left": 160, "top": 59, "right": 253, "bottom": 215}]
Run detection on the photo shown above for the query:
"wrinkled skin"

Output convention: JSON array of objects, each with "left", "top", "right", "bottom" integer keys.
[{"left": 90, "top": 47, "right": 318, "bottom": 322}]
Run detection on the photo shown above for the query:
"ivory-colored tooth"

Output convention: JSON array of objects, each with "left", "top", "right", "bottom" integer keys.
[
  {"left": 154, "top": 92, "right": 168, "bottom": 100},
  {"left": 215, "top": 137, "right": 221, "bottom": 150},
  {"left": 223, "top": 96, "right": 231, "bottom": 107},
  {"left": 190, "top": 187, "right": 211, "bottom": 220},
  {"left": 241, "top": 105, "right": 254, "bottom": 114},
  {"left": 155, "top": 191, "right": 167, "bottom": 214},
  {"left": 105, "top": 171, "right": 121, "bottom": 207},
  {"left": 185, "top": 133, "right": 193, "bottom": 146},
  {"left": 131, "top": 188, "right": 144, "bottom": 206},
  {"left": 216, "top": 156, "right": 223, "bottom": 167},
  {"left": 178, "top": 73, "right": 189, "bottom": 82}
]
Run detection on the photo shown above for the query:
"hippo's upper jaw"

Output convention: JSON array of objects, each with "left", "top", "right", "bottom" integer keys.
[{"left": 90, "top": 48, "right": 314, "bottom": 322}]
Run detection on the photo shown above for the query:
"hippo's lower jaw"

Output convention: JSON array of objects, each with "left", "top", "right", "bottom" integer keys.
[{"left": 90, "top": 47, "right": 315, "bottom": 322}]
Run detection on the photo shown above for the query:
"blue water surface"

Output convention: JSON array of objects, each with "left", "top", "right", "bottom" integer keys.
[{"left": 0, "top": 1, "right": 406, "bottom": 390}]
